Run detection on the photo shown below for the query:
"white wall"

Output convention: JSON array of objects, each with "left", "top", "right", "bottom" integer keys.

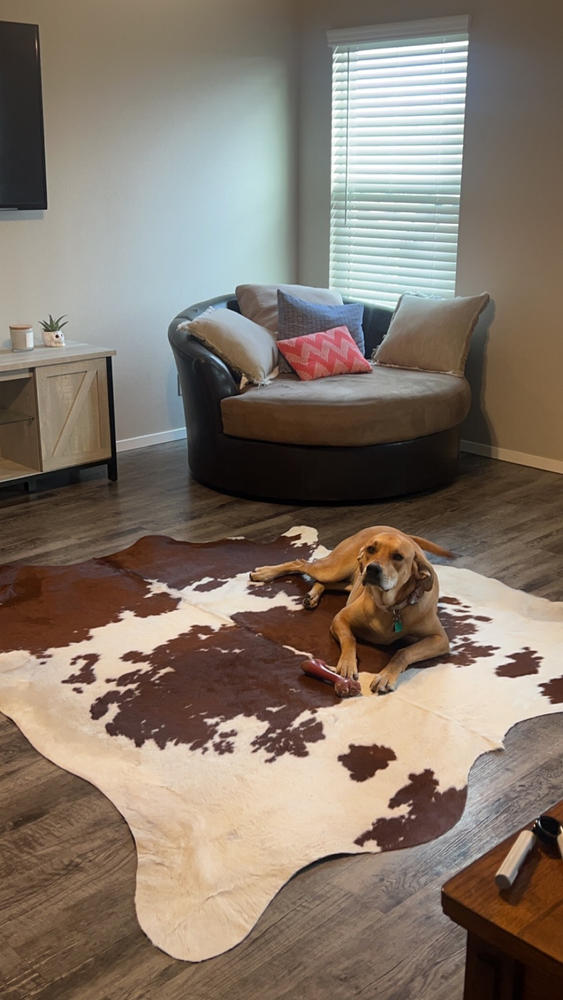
[
  {"left": 298, "top": 0, "right": 563, "bottom": 469},
  {"left": 0, "top": 0, "right": 297, "bottom": 445}
]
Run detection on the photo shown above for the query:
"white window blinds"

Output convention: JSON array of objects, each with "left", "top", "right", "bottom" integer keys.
[{"left": 329, "top": 16, "right": 469, "bottom": 308}]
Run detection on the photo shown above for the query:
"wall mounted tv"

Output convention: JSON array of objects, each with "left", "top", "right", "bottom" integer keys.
[{"left": 0, "top": 21, "right": 47, "bottom": 210}]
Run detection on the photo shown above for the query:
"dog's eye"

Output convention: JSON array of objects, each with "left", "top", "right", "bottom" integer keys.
[
  {"left": 392, "top": 552, "right": 404, "bottom": 562},
  {"left": 366, "top": 544, "right": 377, "bottom": 555}
]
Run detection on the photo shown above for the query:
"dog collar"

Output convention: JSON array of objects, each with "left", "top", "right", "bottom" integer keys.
[{"left": 389, "top": 570, "right": 434, "bottom": 633}]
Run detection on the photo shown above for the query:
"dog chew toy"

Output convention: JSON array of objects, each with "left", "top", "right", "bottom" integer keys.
[{"left": 301, "top": 658, "right": 362, "bottom": 698}]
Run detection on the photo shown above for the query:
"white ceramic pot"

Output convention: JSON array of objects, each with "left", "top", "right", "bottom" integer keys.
[{"left": 42, "top": 329, "right": 65, "bottom": 347}]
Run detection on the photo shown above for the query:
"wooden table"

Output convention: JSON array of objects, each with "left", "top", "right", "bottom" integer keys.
[{"left": 442, "top": 800, "right": 563, "bottom": 999}]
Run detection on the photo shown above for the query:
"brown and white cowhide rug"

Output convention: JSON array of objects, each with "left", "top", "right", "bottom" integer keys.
[{"left": 1, "top": 527, "right": 562, "bottom": 961}]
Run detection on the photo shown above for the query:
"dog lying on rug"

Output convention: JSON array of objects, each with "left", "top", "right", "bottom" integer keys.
[{"left": 251, "top": 526, "right": 452, "bottom": 693}]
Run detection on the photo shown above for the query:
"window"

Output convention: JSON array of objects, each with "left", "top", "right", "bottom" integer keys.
[{"left": 329, "top": 16, "right": 469, "bottom": 308}]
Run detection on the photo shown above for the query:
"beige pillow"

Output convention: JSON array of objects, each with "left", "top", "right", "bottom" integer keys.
[
  {"left": 374, "top": 292, "right": 490, "bottom": 377},
  {"left": 236, "top": 283, "right": 343, "bottom": 332},
  {"left": 180, "top": 307, "right": 278, "bottom": 385}
]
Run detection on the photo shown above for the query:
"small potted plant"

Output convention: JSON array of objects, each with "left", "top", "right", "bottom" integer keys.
[{"left": 39, "top": 314, "right": 68, "bottom": 348}]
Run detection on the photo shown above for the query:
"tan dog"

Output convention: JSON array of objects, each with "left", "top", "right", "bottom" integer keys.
[{"left": 250, "top": 526, "right": 452, "bottom": 693}]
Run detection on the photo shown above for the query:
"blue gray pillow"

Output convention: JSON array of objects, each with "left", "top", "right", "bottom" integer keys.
[{"left": 277, "top": 291, "right": 365, "bottom": 373}]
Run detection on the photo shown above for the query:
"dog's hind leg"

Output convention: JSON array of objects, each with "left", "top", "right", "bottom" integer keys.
[
  {"left": 250, "top": 558, "right": 312, "bottom": 583},
  {"left": 251, "top": 546, "right": 358, "bottom": 588}
]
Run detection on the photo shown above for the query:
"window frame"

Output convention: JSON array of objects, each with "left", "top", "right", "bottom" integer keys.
[{"left": 328, "top": 15, "right": 470, "bottom": 309}]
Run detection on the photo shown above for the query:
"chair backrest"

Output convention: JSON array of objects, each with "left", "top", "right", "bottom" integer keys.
[
  {"left": 345, "top": 299, "right": 393, "bottom": 358},
  {"left": 170, "top": 294, "right": 393, "bottom": 359}
]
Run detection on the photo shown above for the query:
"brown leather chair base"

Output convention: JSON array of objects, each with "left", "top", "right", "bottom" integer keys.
[{"left": 188, "top": 427, "right": 461, "bottom": 504}]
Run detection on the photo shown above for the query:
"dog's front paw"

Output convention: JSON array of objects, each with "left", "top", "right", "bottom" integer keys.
[
  {"left": 370, "top": 668, "right": 399, "bottom": 695},
  {"left": 335, "top": 660, "right": 359, "bottom": 681}
]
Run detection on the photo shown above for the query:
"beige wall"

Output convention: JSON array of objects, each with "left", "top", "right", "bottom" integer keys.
[
  {"left": 298, "top": 0, "right": 563, "bottom": 467},
  {"left": 0, "top": 0, "right": 297, "bottom": 446}
]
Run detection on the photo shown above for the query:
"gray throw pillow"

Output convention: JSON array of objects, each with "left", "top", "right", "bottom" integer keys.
[
  {"left": 277, "top": 291, "right": 365, "bottom": 373},
  {"left": 180, "top": 307, "right": 278, "bottom": 386},
  {"left": 374, "top": 292, "right": 490, "bottom": 377}
]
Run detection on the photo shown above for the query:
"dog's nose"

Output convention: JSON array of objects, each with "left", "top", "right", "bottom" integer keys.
[{"left": 364, "top": 562, "right": 382, "bottom": 583}]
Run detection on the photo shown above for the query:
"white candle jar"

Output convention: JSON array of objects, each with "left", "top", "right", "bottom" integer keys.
[{"left": 9, "top": 325, "right": 34, "bottom": 351}]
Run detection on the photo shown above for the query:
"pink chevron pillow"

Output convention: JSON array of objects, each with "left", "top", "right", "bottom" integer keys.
[{"left": 277, "top": 326, "right": 371, "bottom": 381}]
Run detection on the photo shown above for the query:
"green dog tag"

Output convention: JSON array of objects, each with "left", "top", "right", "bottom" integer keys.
[{"left": 393, "top": 618, "right": 403, "bottom": 633}]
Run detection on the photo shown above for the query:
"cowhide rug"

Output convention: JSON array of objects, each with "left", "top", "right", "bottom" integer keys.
[{"left": 1, "top": 527, "right": 561, "bottom": 961}]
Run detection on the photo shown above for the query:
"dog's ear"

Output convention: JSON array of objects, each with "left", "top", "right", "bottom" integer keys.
[
  {"left": 357, "top": 546, "right": 367, "bottom": 574},
  {"left": 413, "top": 555, "right": 434, "bottom": 591}
]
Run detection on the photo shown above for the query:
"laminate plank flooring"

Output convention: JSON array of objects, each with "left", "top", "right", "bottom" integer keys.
[{"left": 0, "top": 443, "right": 562, "bottom": 1000}]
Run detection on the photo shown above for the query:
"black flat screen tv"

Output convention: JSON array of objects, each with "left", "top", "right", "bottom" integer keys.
[{"left": 0, "top": 21, "right": 47, "bottom": 210}]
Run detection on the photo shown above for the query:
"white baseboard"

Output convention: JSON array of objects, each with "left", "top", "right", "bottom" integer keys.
[
  {"left": 461, "top": 439, "right": 563, "bottom": 475},
  {"left": 117, "top": 427, "right": 187, "bottom": 453}
]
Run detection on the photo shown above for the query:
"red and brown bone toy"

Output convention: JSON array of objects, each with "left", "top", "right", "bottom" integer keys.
[{"left": 302, "top": 658, "right": 362, "bottom": 698}]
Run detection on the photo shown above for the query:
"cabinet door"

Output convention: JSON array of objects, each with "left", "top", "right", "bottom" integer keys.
[{"left": 35, "top": 358, "right": 111, "bottom": 472}]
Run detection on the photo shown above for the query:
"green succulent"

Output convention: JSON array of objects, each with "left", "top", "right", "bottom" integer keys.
[{"left": 39, "top": 314, "right": 69, "bottom": 332}]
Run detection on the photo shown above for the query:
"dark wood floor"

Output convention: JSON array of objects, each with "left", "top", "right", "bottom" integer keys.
[{"left": 1, "top": 443, "right": 562, "bottom": 1000}]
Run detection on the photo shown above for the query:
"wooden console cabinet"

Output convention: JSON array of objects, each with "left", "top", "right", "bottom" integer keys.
[{"left": 0, "top": 343, "right": 117, "bottom": 487}]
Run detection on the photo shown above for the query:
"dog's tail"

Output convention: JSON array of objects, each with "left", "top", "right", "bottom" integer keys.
[{"left": 410, "top": 535, "right": 454, "bottom": 559}]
